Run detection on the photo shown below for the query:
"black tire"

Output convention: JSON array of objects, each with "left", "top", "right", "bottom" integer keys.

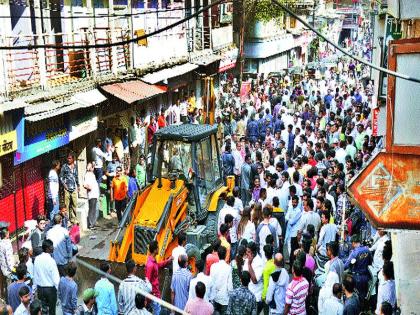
[
  {"left": 185, "top": 243, "right": 201, "bottom": 260},
  {"left": 204, "top": 200, "right": 224, "bottom": 244}
]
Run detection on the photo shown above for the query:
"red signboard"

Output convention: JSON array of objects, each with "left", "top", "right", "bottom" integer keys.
[
  {"left": 372, "top": 107, "right": 379, "bottom": 136},
  {"left": 348, "top": 152, "right": 420, "bottom": 230},
  {"left": 240, "top": 82, "right": 251, "bottom": 103}
]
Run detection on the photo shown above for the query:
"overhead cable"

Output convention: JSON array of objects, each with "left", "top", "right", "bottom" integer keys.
[
  {"left": 75, "top": 258, "right": 188, "bottom": 315},
  {"left": 0, "top": 0, "right": 227, "bottom": 50},
  {"left": 272, "top": 0, "right": 420, "bottom": 84},
  {"left": 0, "top": 4, "right": 210, "bottom": 19}
]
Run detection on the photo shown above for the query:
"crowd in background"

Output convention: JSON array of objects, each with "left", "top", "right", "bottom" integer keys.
[{"left": 0, "top": 45, "right": 399, "bottom": 315}]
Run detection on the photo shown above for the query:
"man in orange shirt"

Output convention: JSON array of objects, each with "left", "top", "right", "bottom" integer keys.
[
  {"left": 219, "top": 223, "right": 231, "bottom": 263},
  {"left": 157, "top": 110, "right": 166, "bottom": 129},
  {"left": 110, "top": 166, "right": 128, "bottom": 222}
]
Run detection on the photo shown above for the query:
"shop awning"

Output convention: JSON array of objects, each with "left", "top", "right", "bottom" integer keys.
[
  {"left": 100, "top": 80, "right": 167, "bottom": 104},
  {"left": 141, "top": 63, "right": 198, "bottom": 84},
  {"left": 24, "top": 88, "right": 106, "bottom": 122},
  {"left": 71, "top": 89, "right": 107, "bottom": 106},
  {"left": 191, "top": 54, "right": 221, "bottom": 66}
]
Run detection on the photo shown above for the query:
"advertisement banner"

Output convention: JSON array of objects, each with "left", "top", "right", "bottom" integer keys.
[
  {"left": 240, "top": 82, "right": 251, "bottom": 103},
  {"left": 372, "top": 107, "right": 379, "bottom": 136},
  {"left": 14, "top": 117, "right": 70, "bottom": 165},
  {"left": 69, "top": 116, "right": 98, "bottom": 141},
  {"left": 219, "top": 48, "right": 239, "bottom": 73},
  {"left": 0, "top": 130, "right": 18, "bottom": 157}
]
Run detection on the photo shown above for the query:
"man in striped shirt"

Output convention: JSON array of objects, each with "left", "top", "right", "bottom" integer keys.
[
  {"left": 118, "top": 259, "right": 152, "bottom": 314},
  {"left": 284, "top": 261, "right": 309, "bottom": 315},
  {"left": 171, "top": 254, "right": 192, "bottom": 311}
]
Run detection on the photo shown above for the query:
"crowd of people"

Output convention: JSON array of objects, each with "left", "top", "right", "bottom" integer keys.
[{"left": 0, "top": 44, "right": 399, "bottom": 315}]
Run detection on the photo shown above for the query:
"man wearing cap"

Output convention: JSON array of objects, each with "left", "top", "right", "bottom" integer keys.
[
  {"left": 345, "top": 234, "right": 372, "bottom": 299},
  {"left": 77, "top": 288, "right": 98, "bottom": 315}
]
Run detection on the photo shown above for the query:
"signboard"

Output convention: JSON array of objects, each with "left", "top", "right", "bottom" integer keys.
[
  {"left": 14, "top": 117, "right": 70, "bottom": 165},
  {"left": 69, "top": 115, "right": 98, "bottom": 141},
  {"left": 372, "top": 107, "right": 379, "bottom": 136},
  {"left": 348, "top": 152, "right": 420, "bottom": 230},
  {"left": 240, "top": 82, "right": 251, "bottom": 103},
  {"left": 0, "top": 130, "right": 18, "bottom": 157},
  {"left": 380, "top": 15, "right": 402, "bottom": 97},
  {"left": 219, "top": 48, "right": 239, "bottom": 72}
]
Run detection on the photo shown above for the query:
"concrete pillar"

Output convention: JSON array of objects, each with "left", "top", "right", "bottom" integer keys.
[
  {"left": 392, "top": 231, "right": 420, "bottom": 314},
  {"left": 109, "top": 0, "right": 119, "bottom": 74},
  {"left": 86, "top": 0, "right": 98, "bottom": 78},
  {"left": 0, "top": 0, "right": 11, "bottom": 94},
  {"left": 33, "top": 0, "right": 48, "bottom": 89}
]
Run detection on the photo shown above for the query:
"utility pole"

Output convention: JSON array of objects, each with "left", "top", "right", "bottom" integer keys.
[{"left": 238, "top": 0, "right": 245, "bottom": 87}]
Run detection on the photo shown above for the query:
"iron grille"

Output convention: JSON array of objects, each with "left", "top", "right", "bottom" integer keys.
[{"left": 134, "top": 226, "right": 157, "bottom": 255}]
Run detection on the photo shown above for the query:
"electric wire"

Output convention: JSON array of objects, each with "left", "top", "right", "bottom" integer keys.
[
  {"left": 0, "top": 3, "right": 215, "bottom": 19},
  {"left": 0, "top": 0, "right": 227, "bottom": 50},
  {"left": 273, "top": 0, "right": 420, "bottom": 84},
  {"left": 75, "top": 257, "right": 189, "bottom": 315}
]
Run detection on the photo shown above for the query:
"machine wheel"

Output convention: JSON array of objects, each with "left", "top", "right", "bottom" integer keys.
[
  {"left": 204, "top": 199, "right": 224, "bottom": 244},
  {"left": 185, "top": 243, "right": 201, "bottom": 260}
]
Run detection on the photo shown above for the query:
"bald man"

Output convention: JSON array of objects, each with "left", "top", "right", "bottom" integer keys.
[
  {"left": 171, "top": 254, "right": 192, "bottom": 310},
  {"left": 265, "top": 253, "right": 289, "bottom": 314}
]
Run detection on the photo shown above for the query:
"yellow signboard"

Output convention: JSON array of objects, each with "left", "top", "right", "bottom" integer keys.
[
  {"left": 135, "top": 29, "right": 148, "bottom": 47},
  {"left": 0, "top": 130, "right": 18, "bottom": 157}
]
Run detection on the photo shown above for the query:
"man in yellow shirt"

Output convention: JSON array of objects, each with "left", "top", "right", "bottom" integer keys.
[
  {"left": 111, "top": 166, "right": 128, "bottom": 222},
  {"left": 262, "top": 244, "right": 276, "bottom": 303}
]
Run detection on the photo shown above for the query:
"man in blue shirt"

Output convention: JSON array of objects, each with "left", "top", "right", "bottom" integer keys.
[
  {"left": 58, "top": 262, "right": 78, "bottom": 315},
  {"left": 222, "top": 144, "right": 235, "bottom": 179},
  {"left": 247, "top": 115, "right": 259, "bottom": 144},
  {"left": 345, "top": 234, "right": 372, "bottom": 299},
  {"left": 7, "top": 264, "right": 31, "bottom": 312},
  {"left": 171, "top": 254, "right": 192, "bottom": 311},
  {"left": 94, "top": 262, "right": 118, "bottom": 315}
]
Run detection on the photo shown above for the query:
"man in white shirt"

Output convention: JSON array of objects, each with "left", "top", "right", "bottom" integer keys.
[
  {"left": 218, "top": 196, "right": 240, "bottom": 258},
  {"left": 14, "top": 286, "right": 31, "bottom": 315},
  {"left": 321, "top": 283, "right": 344, "bottom": 315},
  {"left": 33, "top": 239, "right": 60, "bottom": 315},
  {"left": 84, "top": 162, "right": 100, "bottom": 230},
  {"left": 47, "top": 160, "right": 61, "bottom": 221},
  {"left": 46, "top": 215, "right": 73, "bottom": 277},
  {"left": 171, "top": 233, "right": 187, "bottom": 273},
  {"left": 243, "top": 242, "right": 264, "bottom": 313},
  {"left": 232, "top": 141, "right": 244, "bottom": 178},
  {"left": 317, "top": 211, "right": 338, "bottom": 256},
  {"left": 256, "top": 207, "right": 282, "bottom": 255},
  {"left": 299, "top": 199, "right": 321, "bottom": 237},
  {"left": 188, "top": 260, "right": 212, "bottom": 302},
  {"left": 92, "top": 138, "right": 112, "bottom": 185},
  {"left": 266, "top": 253, "right": 289, "bottom": 314},
  {"left": 370, "top": 229, "right": 390, "bottom": 273},
  {"left": 209, "top": 246, "right": 233, "bottom": 314}
]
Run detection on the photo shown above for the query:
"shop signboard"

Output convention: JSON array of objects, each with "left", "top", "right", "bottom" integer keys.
[
  {"left": 69, "top": 115, "right": 98, "bottom": 141},
  {"left": 14, "top": 116, "right": 70, "bottom": 165},
  {"left": 380, "top": 15, "right": 402, "bottom": 97},
  {"left": 219, "top": 48, "right": 239, "bottom": 72},
  {"left": 0, "top": 130, "right": 18, "bottom": 157},
  {"left": 372, "top": 107, "right": 379, "bottom": 136}
]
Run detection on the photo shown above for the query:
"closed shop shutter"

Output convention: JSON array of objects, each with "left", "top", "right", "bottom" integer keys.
[{"left": 0, "top": 155, "right": 45, "bottom": 233}]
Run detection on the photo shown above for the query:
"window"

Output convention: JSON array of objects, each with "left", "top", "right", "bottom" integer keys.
[
  {"left": 196, "top": 135, "right": 221, "bottom": 207},
  {"left": 152, "top": 140, "right": 192, "bottom": 179}
]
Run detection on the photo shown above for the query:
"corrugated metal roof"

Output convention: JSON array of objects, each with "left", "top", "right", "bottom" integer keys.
[
  {"left": 0, "top": 99, "right": 29, "bottom": 113},
  {"left": 25, "top": 88, "right": 107, "bottom": 122},
  {"left": 100, "top": 80, "right": 167, "bottom": 104},
  {"left": 70, "top": 89, "right": 107, "bottom": 106},
  {"left": 141, "top": 63, "right": 198, "bottom": 84}
]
